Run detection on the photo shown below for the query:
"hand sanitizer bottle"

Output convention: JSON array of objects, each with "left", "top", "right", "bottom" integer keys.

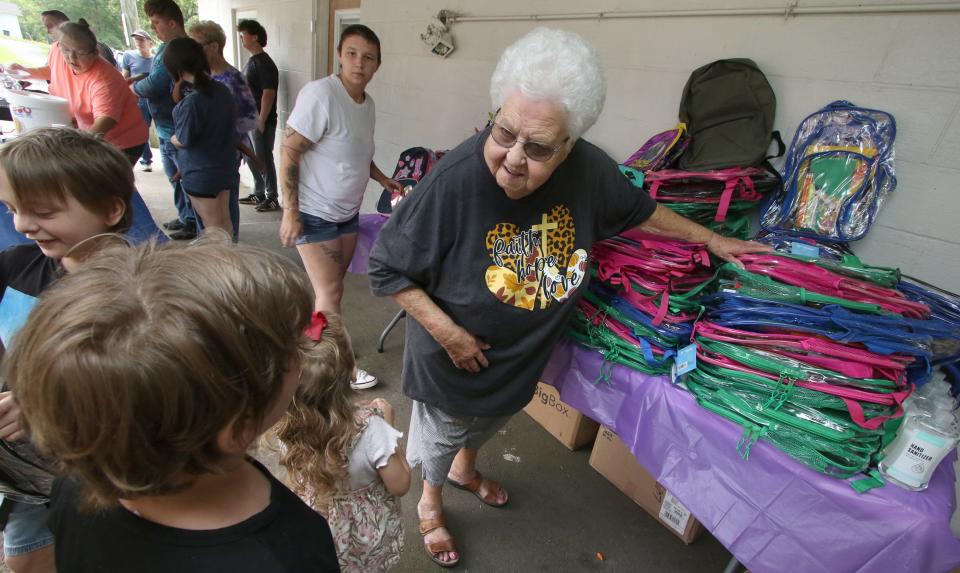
[{"left": 879, "top": 400, "right": 959, "bottom": 491}]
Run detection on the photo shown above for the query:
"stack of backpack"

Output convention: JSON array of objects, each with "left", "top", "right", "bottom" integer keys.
[
  {"left": 608, "top": 60, "right": 939, "bottom": 490},
  {"left": 565, "top": 228, "right": 715, "bottom": 379},
  {"left": 684, "top": 235, "right": 960, "bottom": 487},
  {"left": 623, "top": 59, "right": 785, "bottom": 239}
]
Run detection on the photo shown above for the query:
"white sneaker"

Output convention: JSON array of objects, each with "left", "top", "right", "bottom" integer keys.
[{"left": 351, "top": 368, "right": 379, "bottom": 390}]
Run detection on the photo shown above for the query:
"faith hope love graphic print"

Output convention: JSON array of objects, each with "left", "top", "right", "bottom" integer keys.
[{"left": 484, "top": 204, "right": 588, "bottom": 311}]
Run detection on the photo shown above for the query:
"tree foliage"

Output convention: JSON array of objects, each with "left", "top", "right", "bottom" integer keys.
[{"left": 12, "top": 0, "right": 198, "bottom": 49}]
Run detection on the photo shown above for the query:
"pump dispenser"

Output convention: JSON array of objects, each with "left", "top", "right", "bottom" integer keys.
[{"left": 879, "top": 372, "right": 959, "bottom": 491}]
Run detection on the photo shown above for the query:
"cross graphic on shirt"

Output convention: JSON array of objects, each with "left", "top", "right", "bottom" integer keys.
[
  {"left": 531, "top": 213, "right": 558, "bottom": 255},
  {"left": 531, "top": 213, "right": 558, "bottom": 309}
]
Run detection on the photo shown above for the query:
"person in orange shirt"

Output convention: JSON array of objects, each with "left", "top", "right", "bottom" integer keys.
[{"left": 10, "top": 20, "right": 148, "bottom": 164}]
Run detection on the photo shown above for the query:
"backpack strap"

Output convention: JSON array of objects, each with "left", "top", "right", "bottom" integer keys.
[
  {"left": 648, "top": 180, "right": 662, "bottom": 199},
  {"left": 840, "top": 395, "right": 906, "bottom": 430},
  {"left": 715, "top": 178, "right": 739, "bottom": 222},
  {"left": 765, "top": 130, "right": 786, "bottom": 160}
]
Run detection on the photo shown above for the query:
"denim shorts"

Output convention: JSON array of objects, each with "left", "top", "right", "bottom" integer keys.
[
  {"left": 296, "top": 211, "right": 360, "bottom": 245},
  {"left": 2, "top": 498, "right": 54, "bottom": 556},
  {"left": 181, "top": 178, "right": 233, "bottom": 199}
]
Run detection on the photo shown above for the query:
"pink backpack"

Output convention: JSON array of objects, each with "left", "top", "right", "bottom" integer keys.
[
  {"left": 644, "top": 167, "right": 780, "bottom": 223},
  {"left": 376, "top": 147, "right": 446, "bottom": 214},
  {"left": 737, "top": 254, "right": 930, "bottom": 319}
]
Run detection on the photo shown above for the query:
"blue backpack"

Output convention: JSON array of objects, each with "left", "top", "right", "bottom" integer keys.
[{"left": 761, "top": 100, "right": 896, "bottom": 241}]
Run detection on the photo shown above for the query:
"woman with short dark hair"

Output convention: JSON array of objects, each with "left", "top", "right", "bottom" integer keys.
[{"left": 279, "top": 24, "right": 401, "bottom": 393}]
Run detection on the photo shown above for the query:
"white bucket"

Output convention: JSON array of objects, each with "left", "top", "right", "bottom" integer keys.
[{"left": 4, "top": 89, "right": 72, "bottom": 134}]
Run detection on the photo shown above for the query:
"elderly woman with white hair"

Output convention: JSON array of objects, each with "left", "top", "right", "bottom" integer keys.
[{"left": 369, "top": 28, "right": 764, "bottom": 567}]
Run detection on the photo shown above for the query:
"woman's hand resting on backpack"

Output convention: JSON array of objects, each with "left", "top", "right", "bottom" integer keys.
[
  {"left": 706, "top": 232, "right": 773, "bottom": 268},
  {"left": 637, "top": 204, "right": 772, "bottom": 269}
]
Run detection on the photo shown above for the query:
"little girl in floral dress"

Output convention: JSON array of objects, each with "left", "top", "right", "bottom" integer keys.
[{"left": 275, "top": 312, "right": 411, "bottom": 572}]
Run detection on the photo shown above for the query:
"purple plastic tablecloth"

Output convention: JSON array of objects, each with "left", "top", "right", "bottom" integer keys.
[
  {"left": 542, "top": 338, "right": 960, "bottom": 573},
  {"left": 347, "top": 213, "right": 390, "bottom": 275}
]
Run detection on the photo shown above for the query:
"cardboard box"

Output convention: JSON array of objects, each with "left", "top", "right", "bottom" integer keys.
[
  {"left": 524, "top": 382, "right": 599, "bottom": 450},
  {"left": 589, "top": 425, "right": 704, "bottom": 544}
]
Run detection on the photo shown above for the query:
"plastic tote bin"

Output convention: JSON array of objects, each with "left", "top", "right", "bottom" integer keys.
[{"left": 4, "top": 89, "right": 71, "bottom": 133}]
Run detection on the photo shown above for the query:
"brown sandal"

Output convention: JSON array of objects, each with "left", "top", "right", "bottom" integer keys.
[
  {"left": 447, "top": 470, "right": 509, "bottom": 507},
  {"left": 419, "top": 514, "right": 460, "bottom": 568}
]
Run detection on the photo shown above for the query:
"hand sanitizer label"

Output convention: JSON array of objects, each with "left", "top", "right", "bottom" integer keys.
[{"left": 885, "top": 430, "right": 952, "bottom": 488}]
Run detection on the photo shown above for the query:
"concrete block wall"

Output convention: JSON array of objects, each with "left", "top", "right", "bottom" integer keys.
[{"left": 360, "top": 0, "right": 960, "bottom": 292}]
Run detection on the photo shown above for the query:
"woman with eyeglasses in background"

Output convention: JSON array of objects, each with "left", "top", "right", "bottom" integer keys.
[
  {"left": 6, "top": 20, "right": 148, "bottom": 165},
  {"left": 367, "top": 27, "right": 769, "bottom": 568}
]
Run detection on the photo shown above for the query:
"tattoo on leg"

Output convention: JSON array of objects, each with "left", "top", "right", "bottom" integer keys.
[{"left": 320, "top": 243, "right": 343, "bottom": 265}]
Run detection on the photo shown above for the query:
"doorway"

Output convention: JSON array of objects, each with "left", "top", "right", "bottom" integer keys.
[
  {"left": 326, "top": 0, "right": 361, "bottom": 75},
  {"left": 232, "top": 8, "right": 259, "bottom": 71}
]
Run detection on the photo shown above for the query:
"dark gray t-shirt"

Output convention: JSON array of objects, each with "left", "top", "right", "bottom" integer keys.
[{"left": 368, "top": 129, "right": 657, "bottom": 417}]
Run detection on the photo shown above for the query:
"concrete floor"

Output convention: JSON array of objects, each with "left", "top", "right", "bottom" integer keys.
[{"left": 131, "top": 161, "right": 737, "bottom": 572}]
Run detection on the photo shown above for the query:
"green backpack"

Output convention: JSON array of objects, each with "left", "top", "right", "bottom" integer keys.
[{"left": 677, "top": 58, "right": 784, "bottom": 171}]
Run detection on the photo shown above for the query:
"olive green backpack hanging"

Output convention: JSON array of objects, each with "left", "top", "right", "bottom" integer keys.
[{"left": 677, "top": 58, "right": 785, "bottom": 171}]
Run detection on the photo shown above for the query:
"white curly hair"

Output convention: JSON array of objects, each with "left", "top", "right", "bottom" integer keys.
[{"left": 489, "top": 27, "right": 606, "bottom": 141}]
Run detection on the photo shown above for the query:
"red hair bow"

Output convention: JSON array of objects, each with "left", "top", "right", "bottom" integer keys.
[{"left": 304, "top": 311, "right": 328, "bottom": 341}]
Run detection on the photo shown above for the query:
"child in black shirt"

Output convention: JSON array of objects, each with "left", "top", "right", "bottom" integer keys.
[
  {"left": 5, "top": 240, "right": 341, "bottom": 572},
  {"left": 0, "top": 127, "right": 134, "bottom": 573}
]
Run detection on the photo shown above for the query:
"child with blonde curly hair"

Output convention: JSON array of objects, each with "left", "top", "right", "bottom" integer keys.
[{"left": 275, "top": 312, "right": 410, "bottom": 572}]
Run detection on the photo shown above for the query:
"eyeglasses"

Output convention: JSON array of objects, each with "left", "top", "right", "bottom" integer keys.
[
  {"left": 490, "top": 121, "right": 568, "bottom": 162},
  {"left": 59, "top": 45, "right": 95, "bottom": 58}
]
